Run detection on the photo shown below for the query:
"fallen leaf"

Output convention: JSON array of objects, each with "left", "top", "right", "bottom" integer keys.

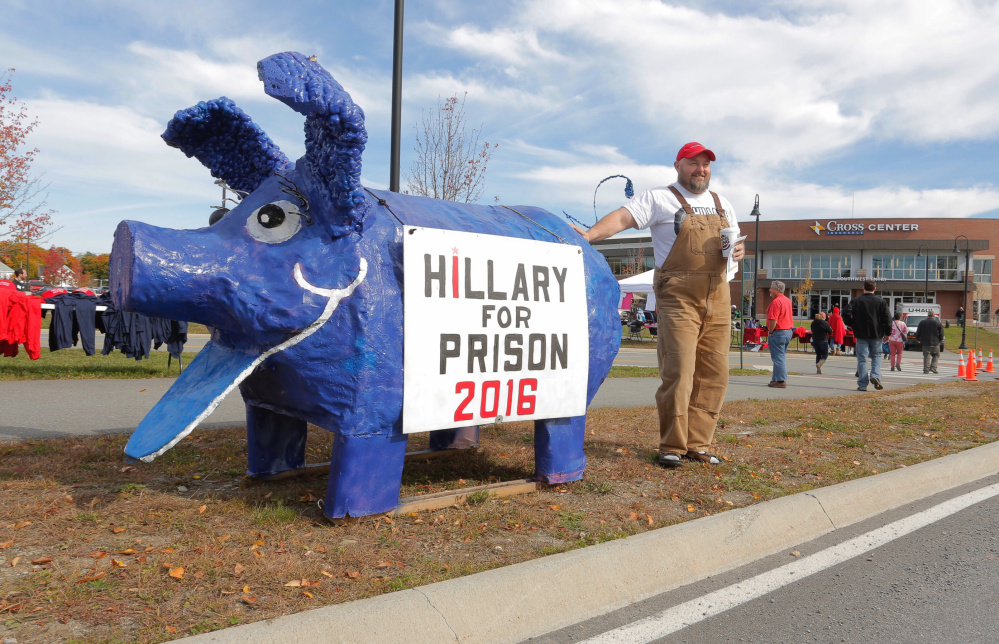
[
  {"left": 0, "top": 540, "right": 12, "bottom": 549},
  {"left": 548, "top": 504, "right": 561, "bottom": 511},
  {"left": 194, "top": 570, "right": 205, "bottom": 579},
  {"left": 139, "top": 389, "right": 146, "bottom": 392},
  {"left": 243, "top": 585, "right": 251, "bottom": 593},
  {"left": 63, "top": 495, "right": 74, "bottom": 503},
  {"left": 76, "top": 571, "right": 106, "bottom": 584},
  {"left": 321, "top": 570, "right": 335, "bottom": 578},
  {"left": 645, "top": 514, "right": 654, "bottom": 527},
  {"left": 119, "top": 466, "right": 135, "bottom": 474},
  {"left": 15, "top": 521, "right": 31, "bottom": 529},
  {"left": 791, "top": 551, "right": 801, "bottom": 557},
  {"left": 315, "top": 546, "right": 327, "bottom": 553},
  {"left": 377, "top": 561, "right": 391, "bottom": 569},
  {"left": 111, "top": 558, "right": 127, "bottom": 568},
  {"left": 284, "top": 579, "right": 302, "bottom": 587},
  {"left": 234, "top": 563, "right": 245, "bottom": 576},
  {"left": 345, "top": 571, "right": 360, "bottom": 579},
  {"left": 120, "top": 548, "right": 136, "bottom": 555},
  {"left": 198, "top": 505, "right": 207, "bottom": 514},
  {"left": 161, "top": 547, "right": 176, "bottom": 554},
  {"left": 165, "top": 625, "right": 176, "bottom": 633},
  {"left": 31, "top": 557, "right": 53, "bottom": 565},
  {"left": 241, "top": 594, "right": 258, "bottom": 604},
  {"left": 10, "top": 557, "right": 20, "bottom": 567},
  {"left": 686, "top": 505, "right": 695, "bottom": 513},
  {"left": 302, "top": 590, "right": 314, "bottom": 598},
  {"left": 168, "top": 567, "right": 184, "bottom": 579}
]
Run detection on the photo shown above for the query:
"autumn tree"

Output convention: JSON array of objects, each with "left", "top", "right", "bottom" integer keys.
[
  {"left": 79, "top": 252, "right": 110, "bottom": 286},
  {"left": 405, "top": 93, "right": 496, "bottom": 203},
  {"left": 1, "top": 68, "right": 56, "bottom": 274}
]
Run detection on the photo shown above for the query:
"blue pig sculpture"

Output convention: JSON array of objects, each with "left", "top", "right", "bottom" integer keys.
[{"left": 109, "top": 52, "right": 620, "bottom": 519}]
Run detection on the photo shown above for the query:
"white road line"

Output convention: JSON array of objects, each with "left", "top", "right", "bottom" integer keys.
[{"left": 578, "top": 482, "right": 999, "bottom": 644}]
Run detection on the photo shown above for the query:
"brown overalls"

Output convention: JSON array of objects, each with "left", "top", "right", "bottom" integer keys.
[{"left": 653, "top": 187, "right": 731, "bottom": 455}]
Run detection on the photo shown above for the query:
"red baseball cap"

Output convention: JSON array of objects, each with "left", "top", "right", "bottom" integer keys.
[{"left": 676, "top": 142, "right": 716, "bottom": 162}]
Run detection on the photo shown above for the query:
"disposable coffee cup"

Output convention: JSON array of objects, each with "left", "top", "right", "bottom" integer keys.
[{"left": 720, "top": 227, "right": 744, "bottom": 257}]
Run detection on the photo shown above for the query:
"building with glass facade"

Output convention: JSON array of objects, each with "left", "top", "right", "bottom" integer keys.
[{"left": 591, "top": 218, "right": 997, "bottom": 324}]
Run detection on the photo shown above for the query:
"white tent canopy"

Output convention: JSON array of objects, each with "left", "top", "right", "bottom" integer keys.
[{"left": 617, "top": 269, "right": 656, "bottom": 311}]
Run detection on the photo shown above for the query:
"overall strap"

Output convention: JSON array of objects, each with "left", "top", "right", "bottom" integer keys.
[
  {"left": 709, "top": 191, "right": 726, "bottom": 217},
  {"left": 667, "top": 186, "right": 694, "bottom": 214}
]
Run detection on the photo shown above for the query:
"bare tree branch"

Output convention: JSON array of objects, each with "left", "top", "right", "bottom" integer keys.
[{"left": 405, "top": 93, "right": 497, "bottom": 203}]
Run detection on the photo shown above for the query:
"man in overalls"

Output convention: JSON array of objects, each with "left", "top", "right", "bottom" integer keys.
[{"left": 572, "top": 142, "right": 744, "bottom": 469}]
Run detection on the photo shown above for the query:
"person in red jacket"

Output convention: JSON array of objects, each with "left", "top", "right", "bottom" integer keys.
[
  {"left": 828, "top": 306, "right": 846, "bottom": 355},
  {"left": 766, "top": 281, "right": 794, "bottom": 388}
]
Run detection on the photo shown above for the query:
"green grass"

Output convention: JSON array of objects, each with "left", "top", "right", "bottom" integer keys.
[
  {"left": 943, "top": 324, "right": 999, "bottom": 355},
  {"left": 0, "top": 347, "right": 194, "bottom": 380}
]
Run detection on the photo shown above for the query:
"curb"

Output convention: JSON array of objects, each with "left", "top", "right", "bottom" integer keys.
[{"left": 178, "top": 440, "right": 999, "bottom": 644}]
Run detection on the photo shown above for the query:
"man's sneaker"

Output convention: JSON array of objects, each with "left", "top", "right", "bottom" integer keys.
[
  {"left": 857, "top": 387, "right": 867, "bottom": 391},
  {"left": 683, "top": 451, "right": 721, "bottom": 465},
  {"left": 871, "top": 377, "right": 883, "bottom": 390},
  {"left": 657, "top": 452, "right": 683, "bottom": 469}
]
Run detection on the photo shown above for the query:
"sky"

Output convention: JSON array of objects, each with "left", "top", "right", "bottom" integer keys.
[{"left": 3, "top": 0, "right": 999, "bottom": 255}]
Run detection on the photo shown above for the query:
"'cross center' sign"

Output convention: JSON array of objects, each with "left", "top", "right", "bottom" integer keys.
[{"left": 403, "top": 227, "right": 589, "bottom": 433}]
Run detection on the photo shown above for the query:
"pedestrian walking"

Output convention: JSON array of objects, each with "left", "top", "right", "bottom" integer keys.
[
  {"left": 916, "top": 310, "right": 944, "bottom": 374},
  {"left": 828, "top": 306, "right": 846, "bottom": 355},
  {"left": 766, "top": 281, "right": 793, "bottom": 388},
  {"left": 888, "top": 312, "right": 907, "bottom": 371},
  {"left": 843, "top": 280, "right": 892, "bottom": 391},
  {"left": 810, "top": 311, "right": 833, "bottom": 374}
]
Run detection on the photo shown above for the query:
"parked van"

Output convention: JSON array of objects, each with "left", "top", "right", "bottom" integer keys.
[{"left": 899, "top": 303, "right": 943, "bottom": 350}]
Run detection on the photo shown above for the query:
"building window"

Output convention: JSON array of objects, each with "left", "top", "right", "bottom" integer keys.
[
  {"left": 880, "top": 290, "right": 936, "bottom": 314},
  {"left": 973, "top": 259, "right": 992, "bottom": 283},
  {"left": 973, "top": 299, "right": 992, "bottom": 323},
  {"left": 770, "top": 253, "right": 851, "bottom": 279},
  {"left": 606, "top": 255, "right": 655, "bottom": 277},
  {"left": 871, "top": 254, "right": 958, "bottom": 281}
]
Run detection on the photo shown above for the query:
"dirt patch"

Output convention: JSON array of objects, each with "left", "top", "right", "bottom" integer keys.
[{"left": 1, "top": 381, "right": 997, "bottom": 643}]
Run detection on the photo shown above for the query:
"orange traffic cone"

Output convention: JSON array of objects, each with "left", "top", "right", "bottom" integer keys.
[
  {"left": 965, "top": 353, "right": 979, "bottom": 381},
  {"left": 987, "top": 350, "right": 995, "bottom": 373},
  {"left": 969, "top": 350, "right": 977, "bottom": 372},
  {"left": 956, "top": 351, "right": 965, "bottom": 377}
]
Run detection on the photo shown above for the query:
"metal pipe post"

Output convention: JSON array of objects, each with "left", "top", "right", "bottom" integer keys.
[{"left": 389, "top": 0, "right": 404, "bottom": 192}]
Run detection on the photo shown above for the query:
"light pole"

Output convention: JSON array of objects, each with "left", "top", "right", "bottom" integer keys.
[
  {"left": 916, "top": 244, "right": 929, "bottom": 304},
  {"left": 749, "top": 195, "right": 762, "bottom": 321},
  {"left": 389, "top": 0, "right": 404, "bottom": 192},
  {"left": 592, "top": 175, "right": 634, "bottom": 224},
  {"left": 953, "top": 235, "right": 970, "bottom": 350}
]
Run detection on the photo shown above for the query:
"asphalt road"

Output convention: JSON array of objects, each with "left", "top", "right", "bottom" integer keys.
[
  {"left": 529, "top": 474, "right": 999, "bottom": 644},
  {"left": 3, "top": 338, "right": 983, "bottom": 441}
]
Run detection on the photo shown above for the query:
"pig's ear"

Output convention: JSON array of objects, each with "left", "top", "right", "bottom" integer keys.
[
  {"left": 162, "top": 97, "right": 293, "bottom": 193},
  {"left": 258, "top": 52, "right": 369, "bottom": 238}
]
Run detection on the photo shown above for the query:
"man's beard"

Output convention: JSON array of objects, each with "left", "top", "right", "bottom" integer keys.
[{"left": 683, "top": 174, "right": 710, "bottom": 194}]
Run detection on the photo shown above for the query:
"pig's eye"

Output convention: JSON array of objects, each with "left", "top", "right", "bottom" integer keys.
[{"left": 245, "top": 200, "right": 303, "bottom": 243}]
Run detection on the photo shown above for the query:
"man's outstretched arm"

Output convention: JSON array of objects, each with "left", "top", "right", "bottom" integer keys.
[{"left": 570, "top": 207, "right": 638, "bottom": 243}]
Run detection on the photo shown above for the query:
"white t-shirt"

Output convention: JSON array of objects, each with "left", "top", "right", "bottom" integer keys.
[{"left": 623, "top": 182, "right": 738, "bottom": 267}]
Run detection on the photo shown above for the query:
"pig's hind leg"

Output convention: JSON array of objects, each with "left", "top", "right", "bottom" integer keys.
[
  {"left": 534, "top": 415, "right": 587, "bottom": 484},
  {"left": 245, "top": 404, "right": 308, "bottom": 477}
]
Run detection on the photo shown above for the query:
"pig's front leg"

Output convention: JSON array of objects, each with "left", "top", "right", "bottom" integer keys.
[
  {"left": 534, "top": 416, "right": 587, "bottom": 484},
  {"left": 245, "top": 404, "right": 308, "bottom": 477},
  {"left": 323, "top": 430, "right": 408, "bottom": 518}
]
